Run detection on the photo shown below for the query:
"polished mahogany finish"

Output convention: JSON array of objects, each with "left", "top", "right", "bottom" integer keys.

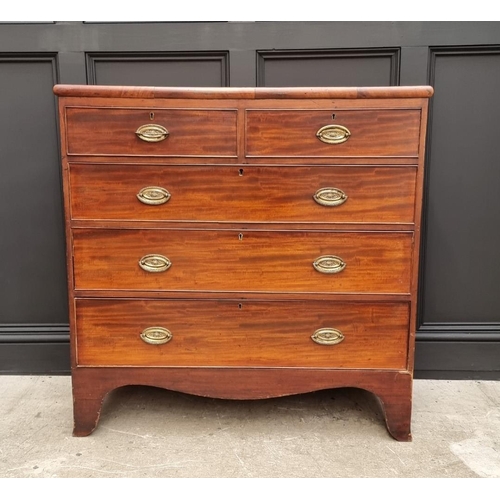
[
  {"left": 72, "top": 229, "right": 413, "bottom": 294},
  {"left": 75, "top": 299, "right": 409, "bottom": 369},
  {"left": 54, "top": 85, "right": 434, "bottom": 99},
  {"left": 245, "top": 109, "right": 421, "bottom": 159},
  {"left": 54, "top": 84, "right": 432, "bottom": 441},
  {"left": 65, "top": 107, "right": 238, "bottom": 157},
  {"left": 69, "top": 164, "right": 417, "bottom": 224}
]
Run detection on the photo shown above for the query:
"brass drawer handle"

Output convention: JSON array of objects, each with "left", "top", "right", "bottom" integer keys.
[
  {"left": 136, "top": 124, "right": 169, "bottom": 143},
  {"left": 313, "top": 187, "right": 348, "bottom": 207},
  {"left": 140, "top": 327, "right": 173, "bottom": 345},
  {"left": 313, "top": 255, "right": 346, "bottom": 274},
  {"left": 139, "top": 254, "right": 171, "bottom": 273},
  {"left": 137, "top": 186, "right": 171, "bottom": 205},
  {"left": 311, "top": 328, "right": 344, "bottom": 346},
  {"left": 316, "top": 124, "right": 351, "bottom": 144}
]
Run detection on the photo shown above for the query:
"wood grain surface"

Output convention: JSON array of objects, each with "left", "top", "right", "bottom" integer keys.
[
  {"left": 65, "top": 107, "right": 238, "bottom": 157},
  {"left": 54, "top": 84, "right": 434, "bottom": 100},
  {"left": 72, "top": 229, "right": 413, "bottom": 294},
  {"left": 71, "top": 367, "right": 413, "bottom": 440},
  {"left": 69, "top": 164, "right": 417, "bottom": 224},
  {"left": 75, "top": 299, "right": 409, "bottom": 368},
  {"left": 246, "top": 109, "right": 421, "bottom": 158},
  {"left": 55, "top": 84, "right": 431, "bottom": 440}
]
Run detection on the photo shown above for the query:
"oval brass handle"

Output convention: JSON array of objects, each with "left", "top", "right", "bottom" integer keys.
[
  {"left": 140, "top": 327, "right": 173, "bottom": 345},
  {"left": 313, "top": 187, "right": 348, "bottom": 207},
  {"left": 139, "top": 254, "right": 171, "bottom": 273},
  {"left": 316, "top": 124, "right": 351, "bottom": 145},
  {"left": 311, "top": 328, "right": 345, "bottom": 346},
  {"left": 136, "top": 124, "right": 169, "bottom": 143},
  {"left": 137, "top": 186, "right": 171, "bottom": 205},
  {"left": 313, "top": 255, "right": 346, "bottom": 274}
]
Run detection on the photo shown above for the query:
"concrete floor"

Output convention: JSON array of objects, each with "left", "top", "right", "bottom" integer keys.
[{"left": 0, "top": 376, "right": 499, "bottom": 478}]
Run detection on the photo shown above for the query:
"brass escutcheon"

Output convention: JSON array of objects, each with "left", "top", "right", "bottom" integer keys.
[
  {"left": 137, "top": 186, "right": 171, "bottom": 205},
  {"left": 311, "top": 328, "right": 345, "bottom": 346},
  {"left": 313, "top": 187, "right": 348, "bottom": 207},
  {"left": 136, "top": 124, "right": 169, "bottom": 143},
  {"left": 139, "top": 254, "right": 171, "bottom": 273},
  {"left": 313, "top": 255, "right": 346, "bottom": 274},
  {"left": 316, "top": 124, "right": 351, "bottom": 145},
  {"left": 140, "top": 326, "right": 173, "bottom": 345}
]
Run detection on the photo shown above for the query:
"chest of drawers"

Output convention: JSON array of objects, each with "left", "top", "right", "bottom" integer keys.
[{"left": 54, "top": 85, "right": 433, "bottom": 440}]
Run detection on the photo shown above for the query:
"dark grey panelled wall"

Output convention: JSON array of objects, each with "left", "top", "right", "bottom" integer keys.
[
  {"left": 87, "top": 52, "right": 230, "bottom": 86},
  {"left": 0, "top": 54, "right": 70, "bottom": 373},
  {"left": 257, "top": 49, "right": 400, "bottom": 87},
  {"left": 0, "top": 22, "right": 499, "bottom": 378},
  {"left": 0, "top": 56, "right": 66, "bottom": 323},
  {"left": 423, "top": 48, "right": 500, "bottom": 324}
]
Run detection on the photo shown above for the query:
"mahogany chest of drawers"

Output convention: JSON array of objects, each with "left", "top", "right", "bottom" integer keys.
[{"left": 54, "top": 84, "right": 433, "bottom": 440}]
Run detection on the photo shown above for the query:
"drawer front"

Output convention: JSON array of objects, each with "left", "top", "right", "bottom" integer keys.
[
  {"left": 65, "top": 107, "right": 238, "bottom": 157},
  {"left": 246, "top": 109, "right": 421, "bottom": 159},
  {"left": 75, "top": 299, "right": 409, "bottom": 369},
  {"left": 69, "top": 164, "right": 416, "bottom": 224},
  {"left": 72, "top": 229, "right": 413, "bottom": 293}
]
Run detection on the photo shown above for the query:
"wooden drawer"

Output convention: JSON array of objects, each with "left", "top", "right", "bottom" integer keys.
[
  {"left": 72, "top": 229, "right": 413, "bottom": 294},
  {"left": 65, "top": 107, "right": 238, "bottom": 157},
  {"left": 75, "top": 299, "right": 409, "bottom": 369},
  {"left": 246, "top": 109, "right": 421, "bottom": 159},
  {"left": 69, "top": 164, "right": 416, "bottom": 224}
]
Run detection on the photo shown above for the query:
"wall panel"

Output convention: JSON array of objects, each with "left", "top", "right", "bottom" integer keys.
[
  {"left": 0, "top": 55, "right": 67, "bottom": 324},
  {"left": 0, "top": 23, "right": 498, "bottom": 377},
  {"left": 419, "top": 48, "right": 500, "bottom": 348},
  {"left": 87, "top": 52, "right": 229, "bottom": 86},
  {"left": 257, "top": 49, "right": 399, "bottom": 87}
]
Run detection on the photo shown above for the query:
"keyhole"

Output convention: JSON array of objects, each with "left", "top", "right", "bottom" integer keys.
[
  {"left": 332, "top": 114, "right": 336, "bottom": 120},
  {"left": 239, "top": 168, "right": 244, "bottom": 176},
  {"left": 238, "top": 303, "right": 242, "bottom": 310},
  {"left": 238, "top": 233, "right": 243, "bottom": 241},
  {"left": 150, "top": 112, "right": 154, "bottom": 120}
]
